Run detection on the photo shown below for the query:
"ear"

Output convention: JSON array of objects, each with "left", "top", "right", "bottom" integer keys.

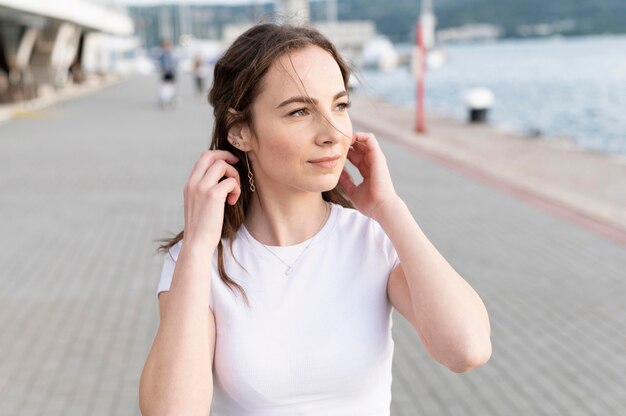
[{"left": 227, "top": 108, "right": 253, "bottom": 151}]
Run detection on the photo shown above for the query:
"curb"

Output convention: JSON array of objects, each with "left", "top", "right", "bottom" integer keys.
[
  {"left": 0, "top": 75, "right": 128, "bottom": 125},
  {"left": 350, "top": 109, "right": 626, "bottom": 247}
]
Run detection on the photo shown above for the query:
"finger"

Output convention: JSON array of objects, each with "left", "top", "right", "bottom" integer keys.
[
  {"left": 352, "top": 132, "right": 384, "bottom": 166},
  {"left": 200, "top": 160, "right": 241, "bottom": 188},
  {"left": 191, "top": 157, "right": 240, "bottom": 190},
  {"left": 188, "top": 150, "right": 239, "bottom": 187},
  {"left": 352, "top": 132, "right": 377, "bottom": 146},
  {"left": 213, "top": 177, "right": 241, "bottom": 205},
  {"left": 346, "top": 146, "right": 371, "bottom": 179},
  {"left": 352, "top": 132, "right": 382, "bottom": 155},
  {"left": 351, "top": 132, "right": 380, "bottom": 158},
  {"left": 210, "top": 150, "right": 240, "bottom": 164},
  {"left": 188, "top": 154, "right": 215, "bottom": 188},
  {"left": 346, "top": 146, "right": 365, "bottom": 166},
  {"left": 339, "top": 169, "right": 357, "bottom": 197}
]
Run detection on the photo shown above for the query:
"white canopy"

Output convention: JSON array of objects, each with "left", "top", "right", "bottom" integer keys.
[{"left": 0, "top": 0, "right": 133, "bottom": 35}]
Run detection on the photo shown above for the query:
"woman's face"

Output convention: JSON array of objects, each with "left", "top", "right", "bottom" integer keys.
[{"left": 245, "top": 45, "right": 353, "bottom": 195}]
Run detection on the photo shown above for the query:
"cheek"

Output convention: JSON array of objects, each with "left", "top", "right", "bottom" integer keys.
[
  {"left": 339, "top": 119, "right": 354, "bottom": 149},
  {"left": 255, "top": 129, "right": 304, "bottom": 169},
  {"left": 334, "top": 114, "right": 353, "bottom": 137}
]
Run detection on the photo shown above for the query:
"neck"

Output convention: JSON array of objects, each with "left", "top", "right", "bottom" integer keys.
[{"left": 244, "top": 190, "right": 330, "bottom": 247}]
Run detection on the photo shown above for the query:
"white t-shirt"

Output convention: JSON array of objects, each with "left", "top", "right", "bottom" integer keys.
[{"left": 157, "top": 203, "right": 400, "bottom": 415}]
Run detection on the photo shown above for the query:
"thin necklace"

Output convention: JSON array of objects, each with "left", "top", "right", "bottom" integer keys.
[{"left": 259, "top": 203, "right": 331, "bottom": 276}]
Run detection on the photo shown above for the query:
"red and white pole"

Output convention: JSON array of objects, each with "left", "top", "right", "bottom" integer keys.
[{"left": 415, "top": 22, "right": 426, "bottom": 134}]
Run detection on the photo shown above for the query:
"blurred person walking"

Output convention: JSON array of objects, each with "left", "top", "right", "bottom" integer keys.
[
  {"left": 192, "top": 53, "right": 209, "bottom": 98},
  {"left": 156, "top": 38, "right": 178, "bottom": 108},
  {"left": 140, "top": 23, "right": 491, "bottom": 415}
]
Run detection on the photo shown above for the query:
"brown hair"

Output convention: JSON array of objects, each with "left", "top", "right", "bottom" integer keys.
[{"left": 157, "top": 23, "right": 354, "bottom": 306}]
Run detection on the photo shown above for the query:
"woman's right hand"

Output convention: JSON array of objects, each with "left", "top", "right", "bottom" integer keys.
[{"left": 183, "top": 150, "right": 241, "bottom": 249}]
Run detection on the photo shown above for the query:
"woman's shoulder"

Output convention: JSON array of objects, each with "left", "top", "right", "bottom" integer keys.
[
  {"left": 331, "top": 203, "right": 381, "bottom": 232},
  {"left": 330, "top": 203, "right": 397, "bottom": 267}
]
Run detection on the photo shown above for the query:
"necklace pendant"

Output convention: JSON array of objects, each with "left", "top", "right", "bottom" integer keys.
[{"left": 285, "top": 266, "right": 292, "bottom": 276}]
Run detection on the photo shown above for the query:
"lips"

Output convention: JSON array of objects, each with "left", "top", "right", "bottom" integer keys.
[
  {"left": 308, "top": 155, "right": 341, "bottom": 163},
  {"left": 308, "top": 155, "right": 341, "bottom": 169}
]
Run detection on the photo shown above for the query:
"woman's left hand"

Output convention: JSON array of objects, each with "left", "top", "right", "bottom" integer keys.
[{"left": 339, "top": 132, "right": 399, "bottom": 221}]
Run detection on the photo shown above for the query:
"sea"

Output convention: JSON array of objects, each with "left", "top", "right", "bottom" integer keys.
[{"left": 358, "top": 34, "right": 626, "bottom": 157}]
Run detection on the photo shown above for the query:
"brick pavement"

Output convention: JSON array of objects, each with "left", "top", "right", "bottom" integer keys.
[{"left": 0, "top": 76, "right": 625, "bottom": 415}]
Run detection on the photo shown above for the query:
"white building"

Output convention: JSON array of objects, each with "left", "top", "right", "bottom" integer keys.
[
  {"left": 0, "top": 0, "right": 134, "bottom": 102},
  {"left": 437, "top": 24, "right": 503, "bottom": 43},
  {"left": 276, "top": 0, "right": 310, "bottom": 25},
  {"left": 221, "top": 0, "right": 379, "bottom": 70}
]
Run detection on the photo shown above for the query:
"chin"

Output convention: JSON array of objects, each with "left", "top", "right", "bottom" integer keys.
[
  {"left": 301, "top": 175, "right": 340, "bottom": 193},
  {"left": 319, "top": 176, "right": 341, "bottom": 193}
]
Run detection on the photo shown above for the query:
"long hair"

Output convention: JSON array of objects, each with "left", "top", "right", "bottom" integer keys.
[{"left": 157, "top": 23, "right": 354, "bottom": 306}]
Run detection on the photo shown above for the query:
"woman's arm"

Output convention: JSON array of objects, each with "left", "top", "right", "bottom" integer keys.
[
  {"left": 376, "top": 199, "right": 491, "bottom": 372},
  {"left": 139, "top": 244, "right": 216, "bottom": 415},
  {"left": 140, "top": 150, "right": 242, "bottom": 414},
  {"left": 340, "top": 132, "right": 491, "bottom": 372}
]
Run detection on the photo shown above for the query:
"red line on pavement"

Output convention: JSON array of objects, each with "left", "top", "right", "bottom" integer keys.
[{"left": 354, "top": 118, "right": 626, "bottom": 247}]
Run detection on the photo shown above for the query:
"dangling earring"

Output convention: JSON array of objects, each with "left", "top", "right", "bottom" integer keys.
[{"left": 245, "top": 152, "right": 256, "bottom": 192}]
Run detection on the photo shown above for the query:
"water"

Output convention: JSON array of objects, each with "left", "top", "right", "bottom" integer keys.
[{"left": 358, "top": 35, "right": 626, "bottom": 156}]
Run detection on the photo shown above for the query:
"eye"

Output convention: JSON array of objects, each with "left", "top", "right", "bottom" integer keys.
[
  {"left": 336, "top": 101, "right": 352, "bottom": 111},
  {"left": 289, "top": 108, "right": 309, "bottom": 117}
]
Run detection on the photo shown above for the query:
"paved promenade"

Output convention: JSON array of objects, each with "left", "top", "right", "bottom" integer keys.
[{"left": 1, "top": 76, "right": 625, "bottom": 415}]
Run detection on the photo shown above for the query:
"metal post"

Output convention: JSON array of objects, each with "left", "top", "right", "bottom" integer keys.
[
  {"left": 327, "top": 0, "right": 338, "bottom": 23},
  {"left": 415, "top": 22, "right": 426, "bottom": 134}
]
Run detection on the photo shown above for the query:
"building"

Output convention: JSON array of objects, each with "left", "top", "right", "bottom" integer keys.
[
  {"left": 276, "top": 0, "right": 310, "bottom": 24},
  {"left": 0, "top": 0, "right": 134, "bottom": 103},
  {"left": 130, "top": 1, "right": 378, "bottom": 69}
]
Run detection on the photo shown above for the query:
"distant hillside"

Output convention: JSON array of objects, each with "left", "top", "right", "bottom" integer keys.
[
  {"left": 131, "top": 1, "right": 626, "bottom": 48},
  {"left": 310, "top": 0, "right": 626, "bottom": 43}
]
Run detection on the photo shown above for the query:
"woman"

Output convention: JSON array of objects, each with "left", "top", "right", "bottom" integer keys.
[{"left": 139, "top": 23, "right": 491, "bottom": 415}]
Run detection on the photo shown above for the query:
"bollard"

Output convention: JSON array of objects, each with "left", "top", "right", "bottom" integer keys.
[
  {"left": 461, "top": 88, "right": 494, "bottom": 123},
  {"left": 470, "top": 108, "right": 488, "bottom": 123}
]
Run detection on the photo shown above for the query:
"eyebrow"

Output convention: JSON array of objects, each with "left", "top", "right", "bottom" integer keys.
[{"left": 276, "top": 91, "right": 348, "bottom": 109}]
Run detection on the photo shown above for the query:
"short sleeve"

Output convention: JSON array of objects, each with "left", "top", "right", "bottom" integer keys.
[
  {"left": 156, "top": 240, "right": 214, "bottom": 310},
  {"left": 371, "top": 220, "right": 401, "bottom": 274},
  {"left": 156, "top": 240, "right": 182, "bottom": 299}
]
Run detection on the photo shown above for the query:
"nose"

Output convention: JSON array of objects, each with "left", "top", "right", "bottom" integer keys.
[{"left": 314, "top": 112, "right": 348, "bottom": 146}]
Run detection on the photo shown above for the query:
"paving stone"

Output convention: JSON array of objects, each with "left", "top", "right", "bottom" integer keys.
[{"left": 1, "top": 76, "right": 625, "bottom": 415}]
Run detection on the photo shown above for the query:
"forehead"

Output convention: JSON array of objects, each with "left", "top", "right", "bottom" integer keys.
[{"left": 258, "top": 45, "right": 345, "bottom": 102}]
